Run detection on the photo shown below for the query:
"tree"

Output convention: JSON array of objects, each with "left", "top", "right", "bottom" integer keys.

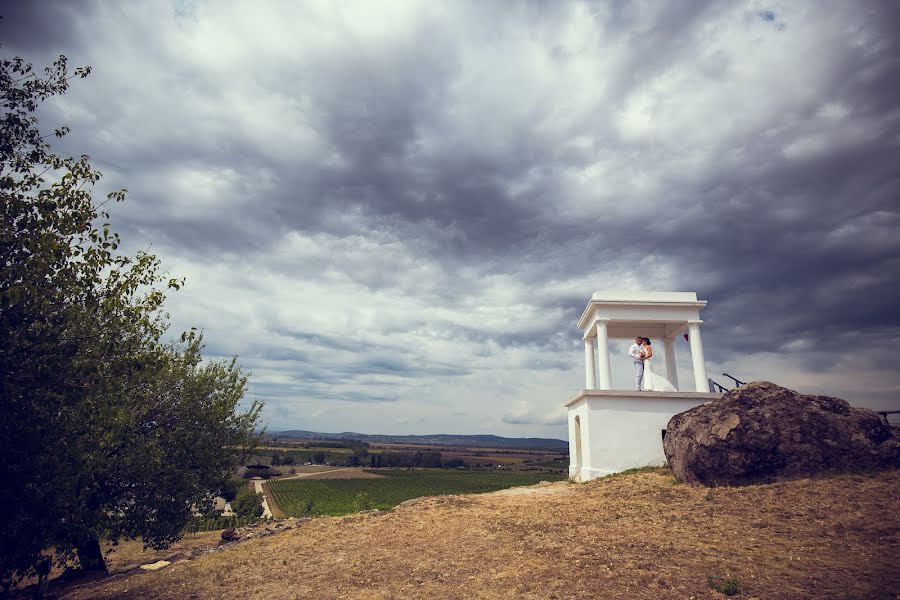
[
  {"left": 218, "top": 477, "right": 243, "bottom": 502},
  {"left": 231, "top": 489, "right": 264, "bottom": 519},
  {"left": 0, "top": 49, "right": 263, "bottom": 590}
]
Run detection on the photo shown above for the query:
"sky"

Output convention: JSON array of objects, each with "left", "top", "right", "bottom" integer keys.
[{"left": 4, "top": 1, "right": 900, "bottom": 439}]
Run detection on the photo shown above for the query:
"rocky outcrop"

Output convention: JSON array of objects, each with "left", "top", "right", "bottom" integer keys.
[
  {"left": 216, "top": 519, "right": 306, "bottom": 547},
  {"left": 663, "top": 381, "right": 900, "bottom": 486}
]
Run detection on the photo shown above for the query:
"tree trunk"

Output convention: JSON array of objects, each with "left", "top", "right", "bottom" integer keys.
[{"left": 75, "top": 538, "right": 107, "bottom": 575}]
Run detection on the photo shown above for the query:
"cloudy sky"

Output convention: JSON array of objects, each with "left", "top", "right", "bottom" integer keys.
[{"left": 5, "top": 1, "right": 899, "bottom": 438}]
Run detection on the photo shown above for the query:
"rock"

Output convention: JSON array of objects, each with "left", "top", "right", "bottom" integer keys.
[
  {"left": 140, "top": 560, "right": 170, "bottom": 571},
  {"left": 663, "top": 381, "right": 900, "bottom": 486},
  {"left": 220, "top": 528, "right": 238, "bottom": 542}
]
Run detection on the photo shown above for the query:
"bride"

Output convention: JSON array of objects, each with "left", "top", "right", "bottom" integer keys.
[{"left": 640, "top": 338, "right": 678, "bottom": 392}]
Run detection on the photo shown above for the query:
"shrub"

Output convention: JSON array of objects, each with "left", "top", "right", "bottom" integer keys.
[
  {"left": 354, "top": 491, "right": 374, "bottom": 511},
  {"left": 232, "top": 489, "right": 264, "bottom": 518},
  {"left": 708, "top": 576, "right": 741, "bottom": 596}
]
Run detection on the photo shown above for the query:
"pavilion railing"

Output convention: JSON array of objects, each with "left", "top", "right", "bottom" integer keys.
[
  {"left": 722, "top": 373, "right": 747, "bottom": 387},
  {"left": 708, "top": 379, "right": 729, "bottom": 393},
  {"left": 708, "top": 373, "right": 749, "bottom": 393},
  {"left": 878, "top": 410, "right": 900, "bottom": 426}
]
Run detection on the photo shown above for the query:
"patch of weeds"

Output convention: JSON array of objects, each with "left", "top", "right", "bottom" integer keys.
[
  {"left": 708, "top": 575, "right": 741, "bottom": 596},
  {"left": 354, "top": 491, "right": 373, "bottom": 511},
  {"left": 602, "top": 465, "right": 669, "bottom": 480}
]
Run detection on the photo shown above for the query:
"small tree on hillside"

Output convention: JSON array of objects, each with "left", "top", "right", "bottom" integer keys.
[{"left": 0, "top": 49, "right": 263, "bottom": 589}]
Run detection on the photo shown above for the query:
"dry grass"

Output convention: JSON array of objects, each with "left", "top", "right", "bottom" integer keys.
[
  {"left": 99, "top": 531, "right": 225, "bottom": 572},
  {"left": 48, "top": 468, "right": 900, "bottom": 599}
]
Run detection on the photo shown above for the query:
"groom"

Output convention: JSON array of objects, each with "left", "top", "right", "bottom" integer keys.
[{"left": 628, "top": 336, "right": 645, "bottom": 391}]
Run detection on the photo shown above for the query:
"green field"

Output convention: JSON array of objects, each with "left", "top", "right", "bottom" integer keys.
[{"left": 267, "top": 469, "right": 566, "bottom": 516}]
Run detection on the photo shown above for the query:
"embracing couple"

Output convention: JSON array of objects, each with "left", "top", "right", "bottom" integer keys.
[{"left": 628, "top": 337, "right": 677, "bottom": 392}]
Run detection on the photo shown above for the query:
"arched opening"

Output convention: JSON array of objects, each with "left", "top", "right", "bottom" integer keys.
[{"left": 574, "top": 415, "right": 583, "bottom": 476}]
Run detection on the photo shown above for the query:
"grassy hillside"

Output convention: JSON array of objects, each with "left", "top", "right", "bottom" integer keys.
[{"left": 50, "top": 468, "right": 900, "bottom": 599}]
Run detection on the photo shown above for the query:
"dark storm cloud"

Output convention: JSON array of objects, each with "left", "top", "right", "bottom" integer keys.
[
  {"left": 4, "top": 1, "right": 900, "bottom": 432},
  {"left": 0, "top": 1, "right": 86, "bottom": 52}
]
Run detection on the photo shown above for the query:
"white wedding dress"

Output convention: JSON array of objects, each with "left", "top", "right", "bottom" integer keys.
[{"left": 642, "top": 358, "right": 678, "bottom": 392}]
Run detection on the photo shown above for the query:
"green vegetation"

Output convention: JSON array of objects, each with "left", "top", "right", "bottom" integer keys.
[
  {"left": 185, "top": 514, "right": 260, "bottom": 534},
  {"left": 268, "top": 469, "right": 565, "bottom": 516},
  {"left": 601, "top": 465, "right": 669, "bottom": 479},
  {"left": 0, "top": 50, "right": 262, "bottom": 588},
  {"left": 525, "top": 459, "right": 569, "bottom": 470},
  {"left": 232, "top": 489, "right": 264, "bottom": 519},
  {"left": 708, "top": 575, "right": 741, "bottom": 596},
  {"left": 263, "top": 446, "right": 467, "bottom": 468}
]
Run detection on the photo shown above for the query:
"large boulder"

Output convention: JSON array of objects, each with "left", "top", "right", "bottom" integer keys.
[{"left": 663, "top": 381, "right": 900, "bottom": 486}]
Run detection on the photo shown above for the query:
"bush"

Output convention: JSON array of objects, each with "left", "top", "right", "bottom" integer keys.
[
  {"left": 184, "top": 514, "right": 259, "bottom": 534},
  {"left": 218, "top": 477, "right": 243, "bottom": 501},
  {"left": 354, "top": 491, "right": 373, "bottom": 511},
  {"left": 708, "top": 576, "right": 741, "bottom": 596},
  {"left": 244, "top": 467, "right": 270, "bottom": 479},
  {"left": 232, "top": 489, "right": 264, "bottom": 518}
]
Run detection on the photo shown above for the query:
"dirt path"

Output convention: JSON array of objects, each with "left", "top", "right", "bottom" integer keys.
[
  {"left": 250, "top": 479, "right": 274, "bottom": 518},
  {"left": 54, "top": 469, "right": 900, "bottom": 599}
]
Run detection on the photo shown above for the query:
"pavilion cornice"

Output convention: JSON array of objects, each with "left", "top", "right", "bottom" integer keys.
[{"left": 576, "top": 299, "right": 708, "bottom": 329}]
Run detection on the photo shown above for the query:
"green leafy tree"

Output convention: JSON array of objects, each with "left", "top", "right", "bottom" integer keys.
[
  {"left": 218, "top": 476, "right": 243, "bottom": 502},
  {"left": 0, "top": 49, "right": 263, "bottom": 589},
  {"left": 232, "top": 489, "right": 264, "bottom": 519}
]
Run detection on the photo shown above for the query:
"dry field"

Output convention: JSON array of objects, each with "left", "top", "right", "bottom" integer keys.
[{"left": 40, "top": 468, "right": 900, "bottom": 599}]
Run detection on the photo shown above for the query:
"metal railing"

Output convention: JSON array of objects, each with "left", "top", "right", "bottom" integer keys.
[
  {"left": 877, "top": 410, "right": 900, "bottom": 427},
  {"left": 708, "top": 378, "right": 729, "bottom": 393},
  {"left": 722, "top": 373, "right": 747, "bottom": 387},
  {"left": 708, "top": 373, "right": 749, "bottom": 393}
]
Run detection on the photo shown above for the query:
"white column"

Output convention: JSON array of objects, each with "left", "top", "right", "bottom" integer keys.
[
  {"left": 595, "top": 320, "right": 612, "bottom": 390},
  {"left": 663, "top": 337, "right": 679, "bottom": 389},
  {"left": 583, "top": 337, "right": 596, "bottom": 389},
  {"left": 688, "top": 321, "right": 709, "bottom": 392}
]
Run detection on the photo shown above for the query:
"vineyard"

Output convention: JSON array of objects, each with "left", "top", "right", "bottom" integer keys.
[{"left": 267, "top": 469, "right": 565, "bottom": 516}]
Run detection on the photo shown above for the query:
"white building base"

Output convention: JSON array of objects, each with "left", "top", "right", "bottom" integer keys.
[{"left": 567, "top": 390, "right": 722, "bottom": 481}]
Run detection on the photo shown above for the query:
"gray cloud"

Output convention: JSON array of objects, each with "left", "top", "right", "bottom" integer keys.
[{"left": 5, "top": 0, "right": 900, "bottom": 436}]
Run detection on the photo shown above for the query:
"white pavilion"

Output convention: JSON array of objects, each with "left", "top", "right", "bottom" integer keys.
[{"left": 567, "top": 291, "right": 722, "bottom": 481}]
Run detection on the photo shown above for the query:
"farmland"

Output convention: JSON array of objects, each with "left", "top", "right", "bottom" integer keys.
[
  {"left": 267, "top": 469, "right": 565, "bottom": 516},
  {"left": 249, "top": 434, "right": 569, "bottom": 474}
]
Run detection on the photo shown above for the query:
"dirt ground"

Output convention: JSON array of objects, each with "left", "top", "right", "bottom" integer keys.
[{"left": 44, "top": 468, "right": 900, "bottom": 599}]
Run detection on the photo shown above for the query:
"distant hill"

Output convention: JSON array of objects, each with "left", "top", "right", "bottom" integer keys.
[{"left": 267, "top": 430, "right": 568, "bottom": 449}]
